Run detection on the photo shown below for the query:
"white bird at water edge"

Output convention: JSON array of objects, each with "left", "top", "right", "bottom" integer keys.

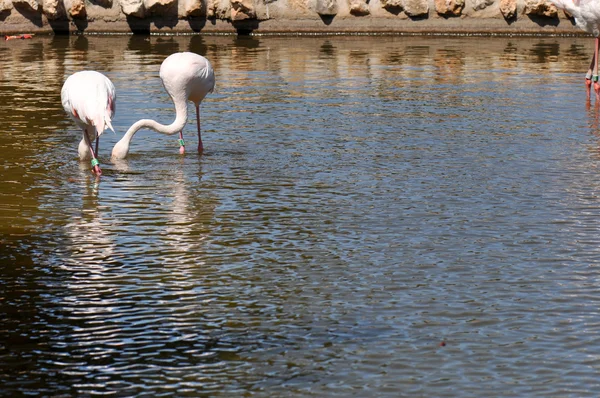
[
  {"left": 111, "top": 52, "right": 215, "bottom": 160},
  {"left": 61, "top": 70, "right": 116, "bottom": 176},
  {"left": 549, "top": 0, "right": 600, "bottom": 101}
]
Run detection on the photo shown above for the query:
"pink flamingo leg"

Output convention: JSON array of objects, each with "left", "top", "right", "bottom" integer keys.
[
  {"left": 179, "top": 131, "right": 186, "bottom": 155},
  {"left": 594, "top": 37, "right": 600, "bottom": 103},
  {"left": 196, "top": 104, "right": 203, "bottom": 153},
  {"left": 94, "top": 134, "right": 99, "bottom": 155},
  {"left": 83, "top": 128, "right": 102, "bottom": 175},
  {"left": 586, "top": 55, "right": 594, "bottom": 101}
]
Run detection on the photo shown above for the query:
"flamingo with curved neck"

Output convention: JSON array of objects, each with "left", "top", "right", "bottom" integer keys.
[
  {"left": 112, "top": 52, "right": 215, "bottom": 160},
  {"left": 62, "top": 70, "right": 116, "bottom": 175}
]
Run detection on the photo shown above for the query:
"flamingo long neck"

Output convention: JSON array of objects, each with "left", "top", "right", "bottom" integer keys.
[{"left": 121, "top": 94, "right": 188, "bottom": 145}]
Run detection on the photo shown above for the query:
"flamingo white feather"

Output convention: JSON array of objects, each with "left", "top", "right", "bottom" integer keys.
[
  {"left": 61, "top": 70, "right": 116, "bottom": 175},
  {"left": 112, "top": 52, "right": 215, "bottom": 160}
]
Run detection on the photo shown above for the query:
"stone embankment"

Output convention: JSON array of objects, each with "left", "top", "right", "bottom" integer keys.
[{"left": 0, "top": 0, "right": 589, "bottom": 35}]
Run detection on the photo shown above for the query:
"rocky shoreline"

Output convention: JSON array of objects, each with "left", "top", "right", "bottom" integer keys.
[{"left": 0, "top": 0, "right": 590, "bottom": 35}]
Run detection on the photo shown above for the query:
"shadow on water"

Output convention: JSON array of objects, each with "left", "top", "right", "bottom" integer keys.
[
  {"left": 0, "top": 162, "right": 234, "bottom": 394},
  {"left": 0, "top": 233, "right": 71, "bottom": 394},
  {"left": 0, "top": 234, "right": 225, "bottom": 395}
]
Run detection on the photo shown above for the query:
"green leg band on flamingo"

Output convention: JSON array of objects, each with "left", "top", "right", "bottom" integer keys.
[
  {"left": 91, "top": 158, "right": 99, "bottom": 167},
  {"left": 178, "top": 139, "right": 185, "bottom": 147}
]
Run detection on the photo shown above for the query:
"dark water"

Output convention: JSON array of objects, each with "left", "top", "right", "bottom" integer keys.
[{"left": 2, "top": 34, "right": 600, "bottom": 396}]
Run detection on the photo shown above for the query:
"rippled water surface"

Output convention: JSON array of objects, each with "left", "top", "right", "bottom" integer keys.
[{"left": 2, "top": 34, "right": 600, "bottom": 396}]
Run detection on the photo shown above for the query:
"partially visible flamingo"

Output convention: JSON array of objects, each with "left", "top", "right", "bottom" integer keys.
[
  {"left": 550, "top": 0, "right": 600, "bottom": 101},
  {"left": 61, "top": 70, "right": 116, "bottom": 175},
  {"left": 111, "top": 52, "right": 215, "bottom": 160}
]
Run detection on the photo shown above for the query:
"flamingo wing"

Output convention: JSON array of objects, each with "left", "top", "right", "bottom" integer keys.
[{"left": 61, "top": 71, "right": 116, "bottom": 135}]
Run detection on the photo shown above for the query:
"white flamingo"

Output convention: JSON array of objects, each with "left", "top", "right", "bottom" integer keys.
[
  {"left": 550, "top": 0, "right": 600, "bottom": 100},
  {"left": 112, "top": 52, "right": 215, "bottom": 160},
  {"left": 61, "top": 71, "right": 116, "bottom": 175}
]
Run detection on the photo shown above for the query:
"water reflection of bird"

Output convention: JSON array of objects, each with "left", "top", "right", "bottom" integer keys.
[
  {"left": 61, "top": 71, "right": 116, "bottom": 175},
  {"left": 112, "top": 52, "right": 215, "bottom": 160},
  {"left": 550, "top": 0, "right": 600, "bottom": 100}
]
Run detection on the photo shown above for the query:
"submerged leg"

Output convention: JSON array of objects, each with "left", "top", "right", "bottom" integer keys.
[
  {"left": 586, "top": 52, "right": 594, "bottom": 101},
  {"left": 196, "top": 104, "right": 203, "bottom": 153},
  {"left": 593, "top": 37, "right": 600, "bottom": 102},
  {"left": 83, "top": 128, "right": 102, "bottom": 175},
  {"left": 179, "top": 131, "right": 185, "bottom": 155}
]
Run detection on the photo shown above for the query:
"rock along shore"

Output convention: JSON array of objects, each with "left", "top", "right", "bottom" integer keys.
[{"left": 0, "top": 0, "right": 591, "bottom": 36}]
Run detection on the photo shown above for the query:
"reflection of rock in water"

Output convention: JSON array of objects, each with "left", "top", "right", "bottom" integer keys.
[
  {"left": 153, "top": 37, "right": 182, "bottom": 57},
  {"left": 73, "top": 35, "right": 89, "bottom": 52},
  {"left": 319, "top": 41, "right": 336, "bottom": 57},
  {"left": 127, "top": 35, "right": 152, "bottom": 53},
  {"left": 234, "top": 35, "right": 260, "bottom": 50},
  {"left": 530, "top": 42, "right": 560, "bottom": 62},
  {"left": 188, "top": 35, "right": 208, "bottom": 56}
]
